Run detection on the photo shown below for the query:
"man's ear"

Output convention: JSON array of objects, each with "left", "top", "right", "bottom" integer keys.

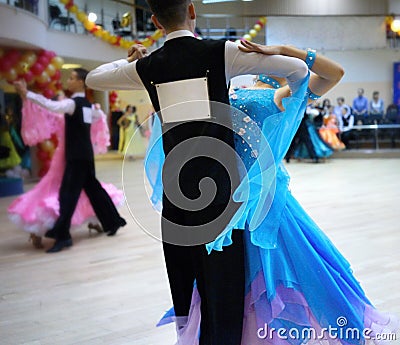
[
  {"left": 151, "top": 15, "right": 164, "bottom": 31},
  {"left": 188, "top": 3, "right": 196, "bottom": 20}
]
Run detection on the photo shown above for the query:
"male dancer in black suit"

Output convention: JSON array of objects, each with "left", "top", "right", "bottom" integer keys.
[
  {"left": 14, "top": 69, "right": 126, "bottom": 253},
  {"left": 86, "top": 1, "right": 308, "bottom": 343}
]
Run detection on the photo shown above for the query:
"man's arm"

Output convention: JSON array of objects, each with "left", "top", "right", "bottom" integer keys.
[
  {"left": 14, "top": 80, "right": 75, "bottom": 115},
  {"left": 86, "top": 45, "right": 148, "bottom": 91}
]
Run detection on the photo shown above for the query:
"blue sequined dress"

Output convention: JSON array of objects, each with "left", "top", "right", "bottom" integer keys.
[{"left": 145, "top": 76, "right": 397, "bottom": 345}]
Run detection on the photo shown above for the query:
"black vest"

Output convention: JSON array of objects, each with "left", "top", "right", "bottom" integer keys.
[
  {"left": 136, "top": 37, "right": 240, "bottom": 207},
  {"left": 64, "top": 97, "right": 94, "bottom": 161}
]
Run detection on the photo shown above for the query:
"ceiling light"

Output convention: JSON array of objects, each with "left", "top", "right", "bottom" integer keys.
[
  {"left": 88, "top": 12, "right": 98, "bottom": 23},
  {"left": 62, "top": 63, "right": 82, "bottom": 69}
]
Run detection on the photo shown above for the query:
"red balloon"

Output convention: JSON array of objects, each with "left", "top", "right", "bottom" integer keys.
[
  {"left": 43, "top": 50, "right": 56, "bottom": 59},
  {"left": 31, "top": 62, "right": 45, "bottom": 75},
  {"left": 36, "top": 150, "right": 49, "bottom": 161},
  {"left": 37, "top": 55, "right": 50, "bottom": 67},
  {"left": 51, "top": 69, "right": 61, "bottom": 81},
  {"left": 43, "top": 89, "right": 55, "bottom": 99},
  {"left": 0, "top": 58, "right": 13, "bottom": 72},
  {"left": 5, "top": 49, "right": 21, "bottom": 65},
  {"left": 23, "top": 70, "right": 34, "bottom": 83}
]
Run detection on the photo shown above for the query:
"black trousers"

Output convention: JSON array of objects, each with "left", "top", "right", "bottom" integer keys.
[
  {"left": 162, "top": 206, "right": 245, "bottom": 345},
  {"left": 52, "top": 159, "right": 123, "bottom": 241}
]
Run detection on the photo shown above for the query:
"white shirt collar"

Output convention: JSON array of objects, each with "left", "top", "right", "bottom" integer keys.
[
  {"left": 71, "top": 92, "right": 85, "bottom": 98},
  {"left": 166, "top": 30, "right": 195, "bottom": 41}
]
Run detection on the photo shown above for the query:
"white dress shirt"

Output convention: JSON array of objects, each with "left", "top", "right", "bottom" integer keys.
[
  {"left": 26, "top": 91, "right": 102, "bottom": 119},
  {"left": 86, "top": 30, "right": 308, "bottom": 93}
]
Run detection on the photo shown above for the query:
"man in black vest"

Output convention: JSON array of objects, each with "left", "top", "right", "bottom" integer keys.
[
  {"left": 87, "top": 1, "right": 308, "bottom": 343},
  {"left": 14, "top": 69, "right": 126, "bottom": 253}
]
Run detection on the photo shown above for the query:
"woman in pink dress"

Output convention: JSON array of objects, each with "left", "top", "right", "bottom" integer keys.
[{"left": 8, "top": 99, "right": 124, "bottom": 248}]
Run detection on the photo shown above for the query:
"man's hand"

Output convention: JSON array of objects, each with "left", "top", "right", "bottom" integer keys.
[
  {"left": 127, "top": 44, "right": 148, "bottom": 63},
  {"left": 13, "top": 79, "right": 28, "bottom": 100}
]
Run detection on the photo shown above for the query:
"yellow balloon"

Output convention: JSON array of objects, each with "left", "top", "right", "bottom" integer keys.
[
  {"left": 51, "top": 56, "right": 64, "bottom": 69},
  {"left": 22, "top": 51, "right": 37, "bottom": 67},
  {"left": 153, "top": 29, "right": 163, "bottom": 40},
  {"left": 259, "top": 17, "right": 267, "bottom": 25},
  {"left": 40, "top": 140, "right": 55, "bottom": 152},
  {"left": 254, "top": 24, "right": 262, "bottom": 31},
  {"left": 243, "top": 34, "right": 252, "bottom": 41},
  {"left": 142, "top": 38, "right": 151, "bottom": 47},
  {"left": 45, "top": 63, "right": 56, "bottom": 77},
  {"left": 102, "top": 30, "right": 111, "bottom": 41},
  {"left": 69, "top": 5, "right": 78, "bottom": 14},
  {"left": 94, "top": 27, "right": 103, "bottom": 37},
  {"left": 37, "top": 71, "right": 50, "bottom": 84},
  {"left": 59, "top": 0, "right": 68, "bottom": 4},
  {"left": 109, "top": 36, "right": 118, "bottom": 44},
  {"left": 249, "top": 29, "right": 257, "bottom": 38},
  {"left": 84, "top": 19, "right": 95, "bottom": 31},
  {"left": 15, "top": 60, "right": 29, "bottom": 74},
  {"left": 77, "top": 11, "right": 87, "bottom": 22}
]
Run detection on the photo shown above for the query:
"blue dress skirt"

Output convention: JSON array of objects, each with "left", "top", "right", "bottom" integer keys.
[{"left": 145, "top": 75, "right": 397, "bottom": 345}]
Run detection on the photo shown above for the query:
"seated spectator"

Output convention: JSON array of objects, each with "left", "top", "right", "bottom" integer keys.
[
  {"left": 333, "top": 97, "right": 350, "bottom": 119},
  {"left": 369, "top": 91, "right": 384, "bottom": 116},
  {"left": 352, "top": 88, "right": 369, "bottom": 117}
]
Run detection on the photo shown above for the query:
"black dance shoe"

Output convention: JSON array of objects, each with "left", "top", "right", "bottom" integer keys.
[
  {"left": 44, "top": 229, "right": 57, "bottom": 239},
  {"left": 46, "top": 238, "right": 73, "bottom": 253},
  {"left": 106, "top": 218, "right": 127, "bottom": 237}
]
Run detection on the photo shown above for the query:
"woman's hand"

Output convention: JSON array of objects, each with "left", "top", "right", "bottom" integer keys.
[
  {"left": 239, "top": 40, "right": 282, "bottom": 55},
  {"left": 127, "top": 44, "right": 148, "bottom": 63}
]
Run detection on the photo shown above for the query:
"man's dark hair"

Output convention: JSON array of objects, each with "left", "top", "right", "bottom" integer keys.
[
  {"left": 73, "top": 68, "right": 89, "bottom": 83},
  {"left": 146, "top": 0, "right": 190, "bottom": 29}
]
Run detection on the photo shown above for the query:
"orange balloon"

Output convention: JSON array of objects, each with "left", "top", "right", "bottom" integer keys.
[
  {"left": 51, "top": 56, "right": 64, "bottom": 69},
  {"left": 5, "top": 68, "right": 18, "bottom": 82}
]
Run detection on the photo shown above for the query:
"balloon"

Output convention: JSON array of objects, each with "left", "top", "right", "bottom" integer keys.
[
  {"left": 6, "top": 49, "right": 21, "bottom": 65},
  {"left": 31, "top": 62, "right": 45, "bottom": 75},
  {"left": 259, "top": 17, "right": 267, "bottom": 25},
  {"left": 23, "top": 70, "right": 34, "bottom": 83},
  {"left": 101, "top": 30, "right": 111, "bottom": 41},
  {"left": 40, "top": 140, "right": 55, "bottom": 153},
  {"left": 0, "top": 58, "right": 13, "bottom": 72},
  {"left": 43, "top": 50, "right": 56, "bottom": 59},
  {"left": 93, "top": 26, "right": 103, "bottom": 37},
  {"left": 15, "top": 60, "right": 29, "bottom": 75},
  {"left": 242, "top": 34, "right": 252, "bottom": 41},
  {"left": 249, "top": 29, "right": 257, "bottom": 38},
  {"left": 36, "top": 149, "right": 49, "bottom": 161},
  {"left": 51, "top": 69, "right": 61, "bottom": 81},
  {"left": 21, "top": 51, "right": 37, "bottom": 67},
  {"left": 45, "top": 63, "right": 56, "bottom": 77},
  {"left": 59, "top": 0, "right": 68, "bottom": 4},
  {"left": 51, "top": 56, "right": 64, "bottom": 69},
  {"left": 37, "top": 55, "right": 50, "bottom": 67},
  {"left": 69, "top": 5, "right": 78, "bottom": 13},
  {"left": 77, "top": 11, "right": 87, "bottom": 22},
  {"left": 83, "top": 19, "right": 95, "bottom": 31},
  {"left": 254, "top": 24, "right": 262, "bottom": 32},
  {"left": 5, "top": 68, "right": 18, "bottom": 82},
  {"left": 43, "top": 88, "right": 55, "bottom": 99},
  {"left": 36, "top": 71, "right": 50, "bottom": 85}
]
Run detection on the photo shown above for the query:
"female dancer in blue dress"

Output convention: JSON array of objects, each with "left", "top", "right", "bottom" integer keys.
[{"left": 145, "top": 41, "right": 398, "bottom": 344}]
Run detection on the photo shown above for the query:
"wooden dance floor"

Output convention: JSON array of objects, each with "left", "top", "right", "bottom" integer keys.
[{"left": 0, "top": 157, "right": 399, "bottom": 344}]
